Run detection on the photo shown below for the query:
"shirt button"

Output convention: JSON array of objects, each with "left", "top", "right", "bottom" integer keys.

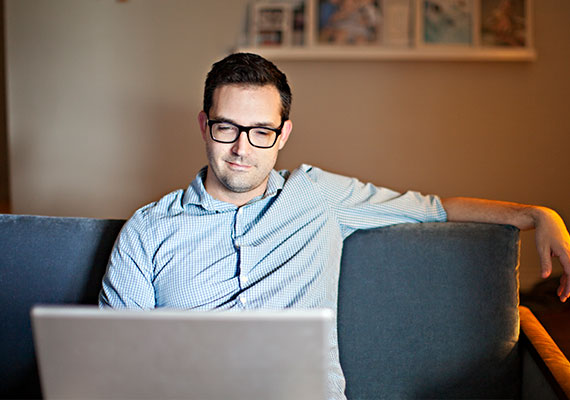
[
  {"left": 239, "top": 296, "right": 247, "bottom": 304},
  {"left": 241, "top": 275, "right": 248, "bottom": 283}
]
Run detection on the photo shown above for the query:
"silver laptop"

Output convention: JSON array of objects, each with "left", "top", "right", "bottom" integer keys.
[{"left": 31, "top": 306, "right": 333, "bottom": 400}]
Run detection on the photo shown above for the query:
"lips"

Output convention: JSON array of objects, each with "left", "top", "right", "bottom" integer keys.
[{"left": 226, "top": 160, "right": 252, "bottom": 170}]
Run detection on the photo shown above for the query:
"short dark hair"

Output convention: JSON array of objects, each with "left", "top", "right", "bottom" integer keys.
[{"left": 203, "top": 53, "right": 292, "bottom": 121}]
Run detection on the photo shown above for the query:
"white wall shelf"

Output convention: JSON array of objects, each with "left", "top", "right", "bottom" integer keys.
[{"left": 237, "top": 46, "right": 537, "bottom": 62}]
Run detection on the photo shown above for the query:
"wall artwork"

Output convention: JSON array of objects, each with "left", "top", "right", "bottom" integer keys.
[
  {"left": 245, "top": 0, "right": 534, "bottom": 58},
  {"left": 250, "top": 2, "right": 295, "bottom": 46},
  {"left": 317, "top": 0, "right": 382, "bottom": 45},
  {"left": 418, "top": 0, "right": 474, "bottom": 46},
  {"left": 481, "top": 0, "right": 529, "bottom": 47}
]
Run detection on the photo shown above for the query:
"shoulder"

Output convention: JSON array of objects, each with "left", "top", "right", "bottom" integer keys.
[
  {"left": 292, "top": 164, "right": 361, "bottom": 191},
  {"left": 126, "top": 189, "right": 186, "bottom": 231},
  {"left": 279, "top": 164, "right": 366, "bottom": 206},
  {"left": 112, "top": 189, "right": 188, "bottom": 255}
]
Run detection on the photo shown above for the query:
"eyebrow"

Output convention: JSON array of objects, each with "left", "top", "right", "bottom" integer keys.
[{"left": 210, "top": 116, "right": 280, "bottom": 128}]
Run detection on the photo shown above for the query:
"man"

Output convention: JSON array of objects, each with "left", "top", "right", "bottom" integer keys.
[{"left": 100, "top": 52, "right": 570, "bottom": 399}]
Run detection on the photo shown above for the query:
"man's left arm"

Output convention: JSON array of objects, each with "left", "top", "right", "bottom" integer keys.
[{"left": 442, "top": 197, "right": 570, "bottom": 302}]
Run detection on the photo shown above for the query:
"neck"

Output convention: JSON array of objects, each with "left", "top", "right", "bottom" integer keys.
[
  {"left": 211, "top": 190, "right": 263, "bottom": 207},
  {"left": 204, "top": 174, "right": 268, "bottom": 207}
]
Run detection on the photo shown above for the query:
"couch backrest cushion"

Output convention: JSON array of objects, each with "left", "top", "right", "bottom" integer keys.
[
  {"left": 0, "top": 216, "right": 520, "bottom": 399},
  {"left": 0, "top": 214, "right": 124, "bottom": 399},
  {"left": 338, "top": 222, "right": 521, "bottom": 399}
]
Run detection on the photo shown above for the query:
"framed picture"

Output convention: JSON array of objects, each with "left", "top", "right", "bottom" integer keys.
[
  {"left": 316, "top": 0, "right": 383, "bottom": 45},
  {"left": 250, "top": 2, "right": 294, "bottom": 47},
  {"left": 291, "top": 0, "right": 308, "bottom": 45},
  {"left": 382, "top": 0, "right": 413, "bottom": 47},
  {"left": 242, "top": 0, "right": 535, "bottom": 60},
  {"left": 480, "top": 0, "right": 531, "bottom": 47},
  {"left": 416, "top": 0, "right": 475, "bottom": 47}
]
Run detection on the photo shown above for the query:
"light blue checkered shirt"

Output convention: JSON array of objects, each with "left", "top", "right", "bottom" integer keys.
[{"left": 99, "top": 164, "right": 447, "bottom": 399}]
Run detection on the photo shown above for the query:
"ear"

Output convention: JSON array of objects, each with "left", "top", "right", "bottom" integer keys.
[
  {"left": 198, "top": 111, "right": 208, "bottom": 141},
  {"left": 277, "top": 119, "right": 293, "bottom": 150}
]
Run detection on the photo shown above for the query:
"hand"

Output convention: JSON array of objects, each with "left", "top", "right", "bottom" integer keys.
[{"left": 533, "top": 207, "right": 570, "bottom": 302}]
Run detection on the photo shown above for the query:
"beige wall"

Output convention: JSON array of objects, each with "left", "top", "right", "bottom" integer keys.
[
  {"left": 5, "top": 0, "right": 570, "bottom": 290},
  {"left": 0, "top": 1, "right": 9, "bottom": 211}
]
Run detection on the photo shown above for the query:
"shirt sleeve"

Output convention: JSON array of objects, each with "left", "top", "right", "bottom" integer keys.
[
  {"left": 99, "top": 209, "right": 156, "bottom": 309},
  {"left": 302, "top": 164, "right": 447, "bottom": 238}
]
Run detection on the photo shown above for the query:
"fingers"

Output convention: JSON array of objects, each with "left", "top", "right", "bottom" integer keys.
[
  {"left": 558, "top": 253, "right": 570, "bottom": 302},
  {"left": 558, "top": 274, "right": 569, "bottom": 302},
  {"left": 538, "top": 245, "right": 553, "bottom": 279},
  {"left": 533, "top": 207, "right": 570, "bottom": 302}
]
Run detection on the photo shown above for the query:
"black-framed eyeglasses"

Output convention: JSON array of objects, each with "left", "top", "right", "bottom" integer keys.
[{"left": 207, "top": 119, "right": 284, "bottom": 149}]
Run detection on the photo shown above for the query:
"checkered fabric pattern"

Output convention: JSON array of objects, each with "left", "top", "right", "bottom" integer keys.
[{"left": 100, "top": 164, "right": 447, "bottom": 399}]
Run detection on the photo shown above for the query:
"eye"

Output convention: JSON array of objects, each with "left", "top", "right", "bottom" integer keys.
[
  {"left": 251, "top": 128, "right": 273, "bottom": 136},
  {"left": 214, "top": 123, "right": 236, "bottom": 132}
]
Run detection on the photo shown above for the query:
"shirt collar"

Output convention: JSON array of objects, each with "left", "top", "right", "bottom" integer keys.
[{"left": 182, "top": 166, "right": 285, "bottom": 211}]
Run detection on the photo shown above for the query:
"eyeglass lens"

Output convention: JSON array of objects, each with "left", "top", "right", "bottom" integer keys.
[{"left": 211, "top": 122, "right": 278, "bottom": 148}]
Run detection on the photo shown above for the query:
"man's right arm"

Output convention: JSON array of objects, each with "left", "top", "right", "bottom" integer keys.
[{"left": 99, "top": 212, "right": 156, "bottom": 309}]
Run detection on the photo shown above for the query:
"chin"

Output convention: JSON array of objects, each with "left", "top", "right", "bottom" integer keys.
[{"left": 222, "top": 180, "right": 260, "bottom": 194}]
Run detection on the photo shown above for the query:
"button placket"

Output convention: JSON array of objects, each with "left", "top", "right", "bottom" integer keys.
[
  {"left": 233, "top": 207, "right": 243, "bottom": 250},
  {"left": 234, "top": 207, "right": 247, "bottom": 293}
]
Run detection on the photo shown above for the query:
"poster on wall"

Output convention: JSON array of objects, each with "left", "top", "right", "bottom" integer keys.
[
  {"left": 317, "top": 0, "right": 383, "bottom": 45},
  {"left": 416, "top": 0, "right": 474, "bottom": 46},
  {"left": 382, "top": 0, "right": 412, "bottom": 47},
  {"left": 480, "top": 0, "right": 528, "bottom": 47},
  {"left": 249, "top": 1, "right": 307, "bottom": 47},
  {"left": 250, "top": 2, "right": 294, "bottom": 46}
]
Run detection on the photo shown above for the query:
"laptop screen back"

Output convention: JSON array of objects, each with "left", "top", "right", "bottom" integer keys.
[{"left": 32, "top": 306, "right": 332, "bottom": 400}]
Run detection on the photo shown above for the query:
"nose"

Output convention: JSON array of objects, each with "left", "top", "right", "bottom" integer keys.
[{"left": 231, "top": 130, "right": 252, "bottom": 155}]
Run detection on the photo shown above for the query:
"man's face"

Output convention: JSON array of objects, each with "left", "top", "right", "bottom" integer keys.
[{"left": 198, "top": 84, "right": 292, "bottom": 205}]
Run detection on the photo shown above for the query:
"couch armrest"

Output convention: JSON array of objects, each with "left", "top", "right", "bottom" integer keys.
[{"left": 520, "top": 305, "right": 570, "bottom": 400}]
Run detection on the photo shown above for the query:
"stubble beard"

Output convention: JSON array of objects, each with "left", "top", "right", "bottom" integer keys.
[
  {"left": 217, "top": 166, "right": 265, "bottom": 194},
  {"left": 207, "top": 151, "right": 270, "bottom": 195}
]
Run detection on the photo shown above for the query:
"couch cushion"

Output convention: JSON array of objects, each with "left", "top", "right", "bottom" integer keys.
[
  {"left": 0, "top": 214, "right": 124, "bottom": 399},
  {"left": 1, "top": 216, "right": 521, "bottom": 399},
  {"left": 338, "top": 222, "right": 521, "bottom": 399}
]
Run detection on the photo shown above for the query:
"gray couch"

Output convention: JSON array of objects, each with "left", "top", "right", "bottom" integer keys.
[{"left": 1, "top": 214, "right": 569, "bottom": 399}]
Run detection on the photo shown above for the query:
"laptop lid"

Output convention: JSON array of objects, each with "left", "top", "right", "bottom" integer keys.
[{"left": 31, "top": 306, "right": 333, "bottom": 400}]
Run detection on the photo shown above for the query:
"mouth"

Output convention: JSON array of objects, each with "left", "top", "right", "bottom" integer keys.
[{"left": 226, "top": 160, "right": 252, "bottom": 171}]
